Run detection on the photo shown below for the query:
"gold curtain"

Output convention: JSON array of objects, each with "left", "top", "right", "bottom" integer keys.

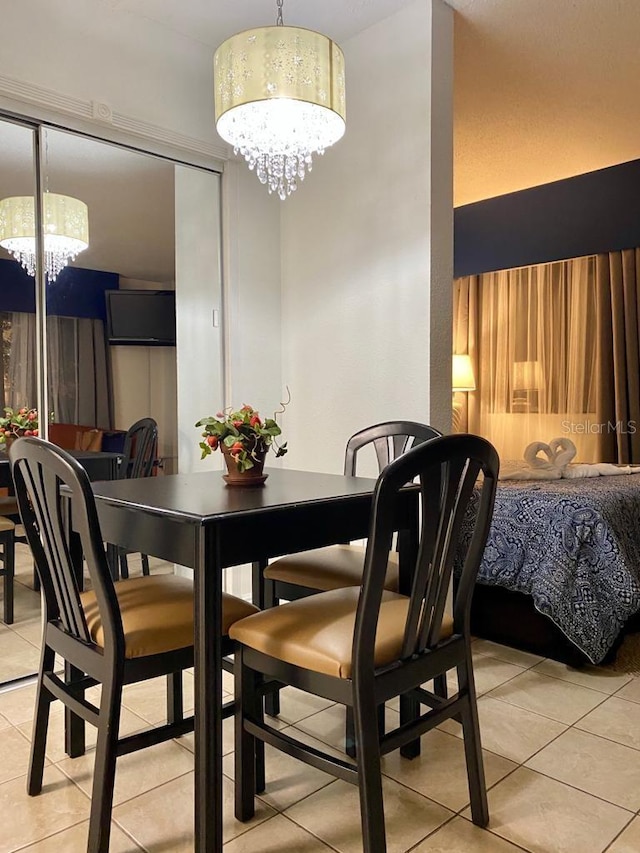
[
  {"left": 596, "top": 248, "right": 640, "bottom": 462},
  {"left": 454, "top": 255, "right": 609, "bottom": 462},
  {"left": 7, "top": 313, "right": 112, "bottom": 429}
]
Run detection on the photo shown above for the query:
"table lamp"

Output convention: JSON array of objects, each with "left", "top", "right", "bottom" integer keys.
[
  {"left": 452, "top": 354, "right": 476, "bottom": 431},
  {"left": 512, "top": 360, "right": 542, "bottom": 412}
]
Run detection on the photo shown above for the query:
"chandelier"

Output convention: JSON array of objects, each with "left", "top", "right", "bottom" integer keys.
[
  {"left": 0, "top": 192, "right": 89, "bottom": 282},
  {"left": 214, "top": 0, "right": 346, "bottom": 200}
]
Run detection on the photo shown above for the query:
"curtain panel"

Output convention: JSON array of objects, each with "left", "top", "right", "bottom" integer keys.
[
  {"left": 596, "top": 248, "right": 640, "bottom": 463},
  {"left": 454, "top": 250, "right": 640, "bottom": 463},
  {"left": 6, "top": 313, "right": 112, "bottom": 429}
]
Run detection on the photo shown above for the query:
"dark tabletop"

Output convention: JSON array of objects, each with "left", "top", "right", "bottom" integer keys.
[{"left": 89, "top": 467, "right": 380, "bottom": 522}]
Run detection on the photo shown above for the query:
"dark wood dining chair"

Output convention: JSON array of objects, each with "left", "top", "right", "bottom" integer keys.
[
  {"left": 116, "top": 417, "right": 158, "bottom": 578},
  {"left": 231, "top": 433, "right": 499, "bottom": 853},
  {"left": 9, "top": 436, "right": 261, "bottom": 853},
  {"left": 263, "top": 421, "right": 442, "bottom": 604},
  {"left": 262, "top": 420, "right": 442, "bottom": 731}
]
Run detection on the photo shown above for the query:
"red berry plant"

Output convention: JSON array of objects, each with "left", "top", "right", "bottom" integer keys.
[
  {"left": 0, "top": 406, "right": 39, "bottom": 443},
  {"left": 196, "top": 402, "right": 288, "bottom": 472}
]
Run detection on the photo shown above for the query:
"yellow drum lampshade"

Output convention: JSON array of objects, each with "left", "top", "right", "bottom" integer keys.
[
  {"left": 0, "top": 193, "right": 89, "bottom": 282},
  {"left": 214, "top": 25, "right": 346, "bottom": 200}
]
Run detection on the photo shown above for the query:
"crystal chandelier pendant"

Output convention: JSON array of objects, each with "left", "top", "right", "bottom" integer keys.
[
  {"left": 214, "top": 22, "right": 346, "bottom": 200},
  {"left": 0, "top": 193, "right": 89, "bottom": 282}
]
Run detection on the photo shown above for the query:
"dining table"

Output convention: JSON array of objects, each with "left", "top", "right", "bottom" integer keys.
[{"left": 83, "top": 465, "right": 418, "bottom": 852}]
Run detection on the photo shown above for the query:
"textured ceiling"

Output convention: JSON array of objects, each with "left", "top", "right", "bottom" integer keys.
[{"left": 452, "top": 0, "right": 640, "bottom": 205}]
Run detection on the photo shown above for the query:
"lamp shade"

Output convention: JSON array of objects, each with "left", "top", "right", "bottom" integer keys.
[
  {"left": 0, "top": 193, "right": 89, "bottom": 282},
  {"left": 452, "top": 354, "right": 476, "bottom": 392},
  {"left": 214, "top": 25, "right": 346, "bottom": 200},
  {"left": 513, "top": 360, "right": 542, "bottom": 391}
]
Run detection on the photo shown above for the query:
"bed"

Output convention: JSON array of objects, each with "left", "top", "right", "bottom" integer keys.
[{"left": 463, "top": 474, "right": 640, "bottom": 665}]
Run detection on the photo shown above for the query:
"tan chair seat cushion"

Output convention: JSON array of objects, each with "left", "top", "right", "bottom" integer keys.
[
  {"left": 80, "top": 576, "right": 259, "bottom": 659},
  {"left": 264, "top": 545, "right": 399, "bottom": 593},
  {"left": 0, "top": 516, "right": 15, "bottom": 533},
  {"left": 230, "top": 586, "right": 453, "bottom": 679}
]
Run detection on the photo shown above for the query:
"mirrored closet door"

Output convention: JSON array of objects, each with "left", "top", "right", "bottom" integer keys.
[
  {"left": 0, "top": 117, "right": 41, "bottom": 681},
  {"left": 0, "top": 116, "right": 222, "bottom": 684}
]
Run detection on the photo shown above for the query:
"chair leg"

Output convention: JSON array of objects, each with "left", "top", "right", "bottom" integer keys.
[
  {"left": 234, "top": 649, "right": 257, "bottom": 821},
  {"left": 141, "top": 554, "right": 150, "bottom": 576},
  {"left": 252, "top": 560, "right": 267, "bottom": 610},
  {"left": 27, "top": 646, "right": 56, "bottom": 796},
  {"left": 105, "top": 544, "right": 119, "bottom": 581},
  {"left": 2, "top": 532, "right": 14, "bottom": 624},
  {"left": 166, "top": 671, "right": 184, "bottom": 725},
  {"left": 398, "top": 670, "right": 447, "bottom": 759},
  {"left": 255, "top": 676, "right": 266, "bottom": 795},
  {"left": 458, "top": 653, "right": 489, "bottom": 827},
  {"left": 399, "top": 692, "right": 421, "bottom": 759},
  {"left": 263, "top": 577, "right": 280, "bottom": 718},
  {"left": 346, "top": 706, "right": 355, "bottom": 757},
  {"left": 87, "top": 676, "right": 122, "bottom": 853},
  {"left": 64, "top": 662, "right": 86, "bottom": 758},
  {"left": 119, "top": 549, "right": 129, "bottom": 580},
  {"left": 434, "top": 673, "right": 448, "bottom": 699},
  {"left": 353, "top": 687, "right": 386, "bottom": 853},
  {"left": 345, "top": 703, "right": 385, "bottom": 758}
]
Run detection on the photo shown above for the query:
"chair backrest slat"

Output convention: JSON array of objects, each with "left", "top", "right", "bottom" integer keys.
[
  {"left": 353, "top": 434, "right": 499, "bottom": 677},
  {"left": 420, "top": 457, "right": 482, "bottom": 650},
  {"left": 401, "top": 471, "right": 442, "bottom": 658},
  {"left": 10, "top": 438, "right": 124, "bottom": 657},
  {"left": 416, "top": 458, "right": 469, "bottom": 647},
  {"left": 120, "top": 418, "right": 158, "bottom": 480},
  {"left": 343, "top": 421, "right": 442, "bottom": 477}
]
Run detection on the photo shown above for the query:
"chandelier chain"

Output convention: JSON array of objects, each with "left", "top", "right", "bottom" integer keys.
[{"left": 276, "top": 0, "right": 284, "bottom": 26}]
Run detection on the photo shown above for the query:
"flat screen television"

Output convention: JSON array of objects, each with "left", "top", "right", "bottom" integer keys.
[{"left": 106, "top": 289, "right": 176, "bottom": 346}]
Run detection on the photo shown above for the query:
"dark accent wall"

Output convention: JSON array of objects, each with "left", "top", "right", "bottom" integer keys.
[
  {"left": 454, "top": 157, "right": 640, "bottom": 277},
  {"left": 0, "top": 259, "right": 119, "bottom": 320}
]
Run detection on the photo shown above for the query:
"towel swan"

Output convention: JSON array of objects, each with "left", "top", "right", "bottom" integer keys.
[
  {"left": 549, "top": 436, "right": 577, "bottom": 469},
  {"left": 511, "top": 441, "right": 562, "bottom": 479}
]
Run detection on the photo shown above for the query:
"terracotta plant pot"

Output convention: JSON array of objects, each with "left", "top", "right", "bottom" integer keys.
[
  {"left": 3, "top": 431, "right": 25, "bottom": 451},
  {"left": 220, "top": 443, "right": 268, "bottom": 486}
]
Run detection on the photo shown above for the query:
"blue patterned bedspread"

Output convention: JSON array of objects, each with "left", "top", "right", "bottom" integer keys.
[{"left": 472, "top": 475, "right": 640, "bottom": 663}]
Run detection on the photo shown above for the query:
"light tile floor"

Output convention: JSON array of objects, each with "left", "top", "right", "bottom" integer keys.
[{"left": 1, "top": 546, "right": 640, "bottom": 851}]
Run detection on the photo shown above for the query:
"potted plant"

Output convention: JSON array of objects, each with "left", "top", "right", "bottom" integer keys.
[
  {"left": 0, "top": 407, "right": 39, "bottom": 448},
  {"left": 196, "top": 403, "right": 287, "bottom": 485}
]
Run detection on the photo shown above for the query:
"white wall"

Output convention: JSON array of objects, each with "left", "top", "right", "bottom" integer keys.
[
  {"left": 222, "top": 162, "right": 283, "bottom": 421},
  {"left": 280, "top": 0, "right": 453, "bottom": 476},
  {"left": 2, "top": 0, "right": 218, "bottom": 147},
  {"left": 175, "top": 167, "right": 224, "bottom": 474}
]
